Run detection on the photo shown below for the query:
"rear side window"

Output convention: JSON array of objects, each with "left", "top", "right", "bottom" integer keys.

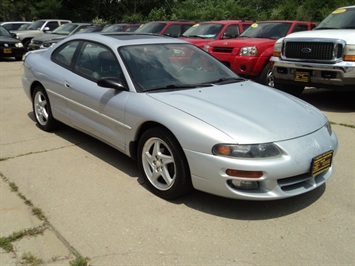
[
  {"left": 45, "top": 21, "right": 60, "bottom": 31},
  {"left": 223, "top": 24, "right": 240, "bottom": 38},
  {"left": 52, "top": 41, "right": 80, "bottom": 67},
  {"left": 164, "top": 24, "right": 181, "bottom": 37},
  {"left": 292, "top": 24, "right": 309, "bottom": 33}
]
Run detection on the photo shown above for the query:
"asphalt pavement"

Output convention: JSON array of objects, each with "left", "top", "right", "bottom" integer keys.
[{"left": 0, "top": 59, "right": 354, "bottom": 265}]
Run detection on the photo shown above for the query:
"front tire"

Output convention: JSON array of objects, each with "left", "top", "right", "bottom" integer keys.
[
  {"left": 259, "top": 64, "right": 273, "bottom": 86},
  {"left": 32, "top": 85, "right": 57, "bottom": 131},
  {"left": 138, "top": 127, "right": 192, "bottom": 199}
]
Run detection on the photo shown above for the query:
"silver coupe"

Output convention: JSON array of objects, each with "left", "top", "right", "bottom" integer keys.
[{"left": 22, "top": 33, "right": 338, "bottom": 200}]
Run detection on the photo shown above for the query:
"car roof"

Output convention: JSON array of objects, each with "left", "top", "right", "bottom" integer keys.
[
  {"left": 1, "top": 21, "right": 31, "bottom": 24},
  {"left": 199, "top": 20, "right": 252, "bottom": 24},
  {"left": 64, "top": 32, "right": 188, "bottom": 47}
]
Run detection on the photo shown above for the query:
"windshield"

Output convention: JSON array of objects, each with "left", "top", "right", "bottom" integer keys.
[
  {"left": 0, "top": 26, "right": 11, "bottom": 36},
  {"left": 102, "top": 24, "right": 127, "bottom": 32},
  {"left": 182, "top": 23, "right": 223, "bottom": 39},
  {"left": 52, "top": 23, "right": 78, "bottom": 35},
  {"left": 316, "top": 7, "right": 355, "bottom": 29},
  {"left": 119, "top": 43, "right": 241, "bottom": 92},
  {"left": 135, "top": 22, "right": 166, "bottom": 34},
  {"left": 240, "top": 22, "right": 292, "bottom": 39},
  {"left": 27, "top": 20, "right": 45, "bottom": 30}
]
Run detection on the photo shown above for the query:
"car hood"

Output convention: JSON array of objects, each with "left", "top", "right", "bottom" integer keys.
[
  {"left": 211, "top": 38, "right": 276, "bottom": 48},
  {"left": 180, "top": 37, "right": 213, "bottom": 48},
  {"left": 0, "top": 36, "right": 21, "bottom": 43},
  {"left": 148, "top": 81, "right": 326, "bottom": 144},
  {"left": 283, "top": 29, "right": 355, "bottom": 43},
  {"left": 33, "top": 33, "right": 66, "bottom": 41}
]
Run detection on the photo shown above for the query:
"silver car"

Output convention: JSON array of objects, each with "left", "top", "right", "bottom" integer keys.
[{"left": 22, "top": 33, "right": 338, "bottom": 200}]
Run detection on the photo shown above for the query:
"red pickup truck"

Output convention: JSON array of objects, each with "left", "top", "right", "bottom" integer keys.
[
  {"left": 180, "top": 20, "right": 253, "bottom": 49},
  {"left": 204, "top": 21, "right": 317, "bottom": 85}
]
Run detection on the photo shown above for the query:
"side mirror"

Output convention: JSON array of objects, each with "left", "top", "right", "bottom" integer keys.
[
  {"left": 43, "top": 27, "right": 50, "bottom": 32},
  {"left": 97, "top": 77, "right": 127, "bottom": 91}
]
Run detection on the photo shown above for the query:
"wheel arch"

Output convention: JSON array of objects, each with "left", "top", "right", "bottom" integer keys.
[
  {"left": 30, "top": 81, "right": 45, "bottom": 100},
  {"left": 129, "top": 121, "right": 180, "bottom": 161}
]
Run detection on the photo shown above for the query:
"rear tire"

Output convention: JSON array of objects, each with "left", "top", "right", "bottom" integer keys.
[
  {"left": 138, "top": 127, "right": 192, "bottom": 199},
  {"left": 32, "top": 85, "right": 57, "bottom": 131}
]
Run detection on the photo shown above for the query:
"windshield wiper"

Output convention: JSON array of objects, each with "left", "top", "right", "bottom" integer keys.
[
  {"left": 315, "top": 27, "right": 338, "bottom": 30},
  {"left": 208, "top": 77, "right": 245, "bottom": 85},
  {"left": 182, "top": 35, "right": 208, "bottom": 39},
  {"left": 145, "top": 83, "right": 212, "bottom": 92}
]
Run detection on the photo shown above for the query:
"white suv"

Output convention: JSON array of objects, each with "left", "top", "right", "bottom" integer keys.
[{"left": 270, "top": 6, "right": 355, "bottom": 95}]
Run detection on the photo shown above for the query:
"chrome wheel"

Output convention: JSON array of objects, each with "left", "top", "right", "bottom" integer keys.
[
  {"left": 142, "top": 137, "right": 176, "bottom": 191},
  {"left": 138, "top": 127, "right": 192, "bottom": 199},
  {"left": 32, "top": 85, "right": 57, "bottom": 131},
  {"left": 34, "top": 90, "right": 49, "bottom": 126},
  {"left": 266, "top": 68, "right": 274, "bottom": 87}
]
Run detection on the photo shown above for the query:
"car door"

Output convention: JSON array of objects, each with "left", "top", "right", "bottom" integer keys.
[{"left": 52, "top": 40, "right": 129, "bottom": 151}]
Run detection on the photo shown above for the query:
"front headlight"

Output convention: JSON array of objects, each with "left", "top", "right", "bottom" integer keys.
[
  {"left": 15, "top": 42, "right": 23, "bottom": 48},
  {"left": 344, "top": 44, "right": 355, "bottom": 61},
  {"left": 239, "top": 46, "right": 257, "bottom": 56},
  {"left": 273, "top": 39, "right": 283, "bottom": 57},
  {"left": 212, "top": 143, "right": 282, "bottom": 158}
]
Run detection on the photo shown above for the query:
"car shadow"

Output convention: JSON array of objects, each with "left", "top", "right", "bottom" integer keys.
[
  {"left": 173, "top": 185, "right": 325, "bottom": 220},
  {"left": 300, "top": 88, "right": 355, "bottom": 113},
  {"left": 28, "top": 112, "right": 326, "bottom": 220}
]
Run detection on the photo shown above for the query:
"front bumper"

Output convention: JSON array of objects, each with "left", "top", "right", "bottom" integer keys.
[
  {"left": 185, "top": 125, "right": 338, "bottom": 200},
  {"left": 0, "top": 47, "right": 25, "bottom": 58},
  {"left": 271, "top": 56, "right": 355, "bottom": 89}
]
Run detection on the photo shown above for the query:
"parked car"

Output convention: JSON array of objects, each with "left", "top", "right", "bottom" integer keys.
[
  {"left": 40, "top": 24, "right": 106, "bottom": 49},
  {"left": 13, "top": 19, "right": 71, "bottom": 49},
  {"left": 102, "top": 23, "right": 141, "bottom": 33},
  {"left": 22, "top": 33, "right": 338, "bottom": 200},
  {"left": 204, "top": 21, "right": 317, "bottom": 85},
  {"left": 0, "top": 26, "right": 25, "bottom": 60},
  {"left": 0, "top": 21, "right": 32, "bottom": 31},
  {"left": 28, "top": 23, "right": 92, "bottom": 50},
  {"left": 180, "top": 20, "right": 253, "bottom": 49},
  {"left": 271, "top": 6, "right": 355, "bottom": 95},
  {"left": 135, "top": 21, "right": 195, "bottom": 37}
]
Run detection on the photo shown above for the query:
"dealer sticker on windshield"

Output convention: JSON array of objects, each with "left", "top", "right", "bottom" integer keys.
[{"left": 311, "top": 150, "right": 333, "bottom": 176}]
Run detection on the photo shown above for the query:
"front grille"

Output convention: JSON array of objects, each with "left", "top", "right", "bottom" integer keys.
[
  {"left": 212, "top": 46, "right": 233, "bottom": 53},
  {"left": 283, "top": 40, "right": 344, "bottom": 62}
]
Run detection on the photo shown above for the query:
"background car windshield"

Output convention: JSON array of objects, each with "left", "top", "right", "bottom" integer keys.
[
  {"left": 240, "top": 22, "right": 291, "bottom": 39},
  {"left": 119, "top": 43, "right": 237, "bottom": 92},
  {"left": 0, "top": 26, "right": 11, "bottom": 36},
  {"left": 52, "top": 23, "right": 77, "bottom": 35},
  {"left": 135, "top": 23, "right": 166, "bottom": 34},
  {"left": 102, "top": 24, "right": 126, "bottom": 32},
  {"left": 27, "top": 20, "right": 45, "bottom": 30},
  {"left": 182, "top": 23, "right": 223, "bottom": 39},
  {"left": 316, "top": 7, "right": 355, "bottom": 29}
]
